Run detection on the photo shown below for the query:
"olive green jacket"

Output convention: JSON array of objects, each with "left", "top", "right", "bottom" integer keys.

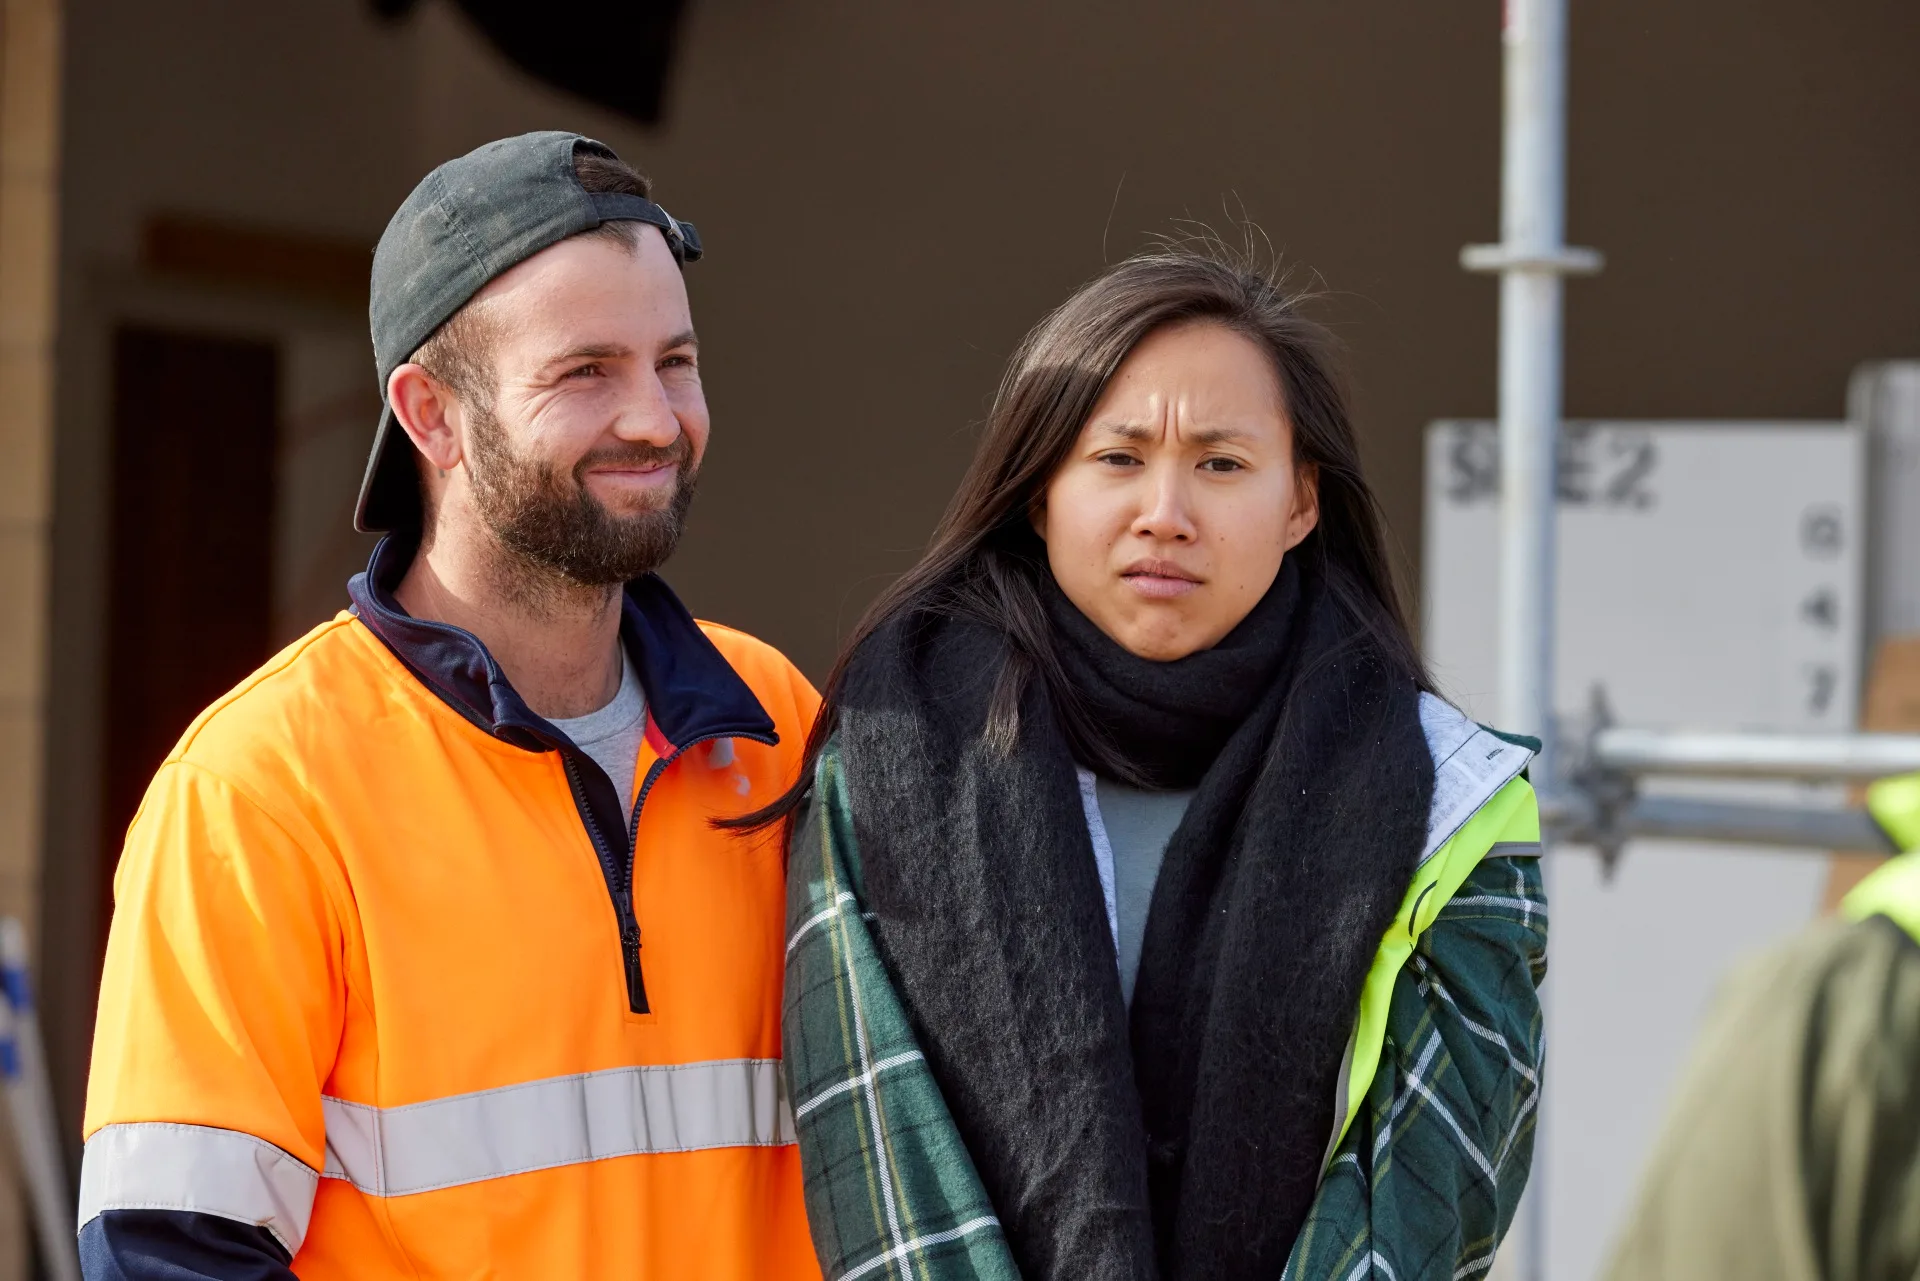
[{"left": 1601, "top": 772, "right": 1920, "bottom": 1281}]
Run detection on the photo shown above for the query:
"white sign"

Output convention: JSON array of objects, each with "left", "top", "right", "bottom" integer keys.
[{"left": 1424, "top": 420, "right": 1864, "bottom": 1281}]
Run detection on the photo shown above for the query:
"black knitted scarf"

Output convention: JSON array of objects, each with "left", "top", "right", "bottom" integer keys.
[{"left": 833, "top": 554, "right": 1435, "bottom": 1281}]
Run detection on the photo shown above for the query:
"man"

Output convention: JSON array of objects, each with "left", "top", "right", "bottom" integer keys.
[
  {"left": 1600, "top": 771, "right": 1920, "bottom": 1281},
  {"left": 79, "top": 132, "right": 822, "bottom": 1279}
]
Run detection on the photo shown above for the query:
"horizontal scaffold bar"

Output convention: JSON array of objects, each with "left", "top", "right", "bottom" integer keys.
[{"left": 1591, "top": 729, "right": 1920, "bottom": 782}]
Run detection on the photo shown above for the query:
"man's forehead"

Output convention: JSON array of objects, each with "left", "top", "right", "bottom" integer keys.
[
  {"left": 476, "top": 230, "right": 692, "bottom": 352},
  {"left": 475, "top": 227, "right": 682, "bottom": 306}
]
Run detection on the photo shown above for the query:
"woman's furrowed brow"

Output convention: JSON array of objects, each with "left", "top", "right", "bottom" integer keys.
[{"left": 1088, "top": 422, "right": 1254, "bottom": 446}]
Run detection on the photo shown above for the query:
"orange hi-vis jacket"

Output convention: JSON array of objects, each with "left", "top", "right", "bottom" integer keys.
[{"left": 80, "top": 536, "right": 823, "bottom": 1279}]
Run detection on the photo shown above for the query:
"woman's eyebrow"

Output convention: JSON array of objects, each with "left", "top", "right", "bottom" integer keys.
[
  {"left": 1187, "top": 425, "right": 1255, "bottom": 446},
  {"left": 1089, "top": 421, "right": 1255, "bottom": 446}
]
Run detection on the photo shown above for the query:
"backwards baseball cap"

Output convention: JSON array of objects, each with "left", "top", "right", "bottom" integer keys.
[{"left": 354, "top": 130, "right": 702, "bottom": 533}]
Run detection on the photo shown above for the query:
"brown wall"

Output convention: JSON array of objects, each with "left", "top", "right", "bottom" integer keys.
[
  {"left": 39, "top": 0, "right": 1920, "bottom": 1150},
  {"left": 1567, "top": 4, "right": 1920, "bottom": 422},
  {"left": 0, "top": 0, "right": 63, "bottom": 1267},
  {"left": 643, "top": 1, "right": 1506, "bottom": 675},
  {"left": 387, "top": 0, "right": 1920, "bottom": 676}
]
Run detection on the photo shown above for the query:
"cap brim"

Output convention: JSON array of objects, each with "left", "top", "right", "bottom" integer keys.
[{"left": 353, "top": 403, "right": 423, "bottom": 533}]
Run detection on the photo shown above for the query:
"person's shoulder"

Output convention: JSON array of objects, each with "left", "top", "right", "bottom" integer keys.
[
  {"left": 696, "top": 619, "right": 810, "bottom": 686},
  {"left": 696, "top": 620, "right": 821, "bottom": 722},
  {"left": 116, "top": 613, "right": 410, "bottom": 866},
  {"left": 1416, "top": 691, "right": 1544, "bottom": 766},
  {"left": 1417, "top": 691, "right": 1538, "bottom": 854},
  {"left": 169, "top": 612, "right": 402, "bottom": 776}
]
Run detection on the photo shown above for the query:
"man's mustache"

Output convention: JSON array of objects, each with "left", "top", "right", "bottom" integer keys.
[{"left": 570, "top": 433, "right": 695, "bottom": 483}]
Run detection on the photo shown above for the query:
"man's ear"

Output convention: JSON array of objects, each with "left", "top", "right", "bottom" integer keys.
[
  {"left": 1284, "top": 461, "right": 1321, "bottom": 552},
  {"left": 387, "top": 363, "right": 464, "bottom": 474}
]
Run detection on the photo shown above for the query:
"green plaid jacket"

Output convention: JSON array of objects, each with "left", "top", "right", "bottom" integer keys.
[{"left": 783, "top": 735, "right": 1547, "bottom": 1281}]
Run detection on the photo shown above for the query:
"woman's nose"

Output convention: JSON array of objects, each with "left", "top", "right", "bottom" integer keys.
[{"left": 1132, "top": 466, "right": 1198, "bottom": 542}]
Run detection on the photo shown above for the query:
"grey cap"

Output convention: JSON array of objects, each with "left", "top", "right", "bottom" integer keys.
[{"left": 355, "top": 130, "right": 702, "bottom": 532}]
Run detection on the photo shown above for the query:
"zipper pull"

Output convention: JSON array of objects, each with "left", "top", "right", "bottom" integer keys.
[{"left": 622, "top": 924, "right": 649, "bottom": 1014}]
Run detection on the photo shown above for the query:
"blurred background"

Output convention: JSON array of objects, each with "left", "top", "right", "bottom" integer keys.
[{"left": 0, "top": 0, "right": 1916, "bottom": 1277}]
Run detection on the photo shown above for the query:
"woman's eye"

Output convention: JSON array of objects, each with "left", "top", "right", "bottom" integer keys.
[
  {"left": 1200, "top": 457, "right": 1245, "bottom": 473},
  {"left": 1096, "top": 452, "right": 1142, "bottom": 467}
]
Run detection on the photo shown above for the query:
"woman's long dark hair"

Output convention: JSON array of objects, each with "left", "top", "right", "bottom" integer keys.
[{"left": 731, "top": 243, "right": 1428, "bottom": 830}]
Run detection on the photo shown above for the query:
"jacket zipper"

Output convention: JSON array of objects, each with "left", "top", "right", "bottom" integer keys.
[{"left": 563, "top": 731, "right": 776, "bottom": 1016}]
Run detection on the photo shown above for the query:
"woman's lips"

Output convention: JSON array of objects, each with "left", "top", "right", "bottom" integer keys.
[{"left": 1120, "top": 560, "right": 1203, "bottom": 600}]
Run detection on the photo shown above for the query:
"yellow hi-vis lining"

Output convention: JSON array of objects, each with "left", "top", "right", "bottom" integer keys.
[
  {"left": 1866, "top": 772, "right": 1920, "bottom": 855},
  {"left": 1329, "top": 775, "right": 1542, "bottom": 1156},
  {"left": 1840, "top": 772, "right": 1920, "bottom": 941}
]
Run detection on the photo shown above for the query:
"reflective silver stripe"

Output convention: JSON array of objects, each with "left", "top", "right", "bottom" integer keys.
[
  {"left": 78, "top": 1122, "right": 318, "bottom": 1255},
  {"left": 322, "top": 1057, "right": 795, "bottom": 1197},
  {"left": 1321, "top": 1028, "right": 1356, "bottom": 1173}
]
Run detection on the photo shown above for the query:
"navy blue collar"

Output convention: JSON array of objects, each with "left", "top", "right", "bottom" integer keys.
[{"left": 347, "top": 534, "right": 776, "bottom": 754}]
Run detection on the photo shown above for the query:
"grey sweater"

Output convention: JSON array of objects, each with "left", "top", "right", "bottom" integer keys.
[{"left": 1077, "top": 768, "right": 1195, "bottom": 1005}]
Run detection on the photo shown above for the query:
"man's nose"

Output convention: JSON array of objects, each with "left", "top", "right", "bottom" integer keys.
[
  {"left": 1132, "top": 465, "right": 1198, "bottom": 542},
  {"left": 611, "top": 370, "right": 683, "bottom": 445}
]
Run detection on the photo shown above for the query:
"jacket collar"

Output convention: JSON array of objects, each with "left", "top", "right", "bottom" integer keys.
[
  {"left": 1417, "top": 692, "right": 1533, "bottom": 865},
  {"left": 347, "top": 534, "right": 776, "bottom": 754}
]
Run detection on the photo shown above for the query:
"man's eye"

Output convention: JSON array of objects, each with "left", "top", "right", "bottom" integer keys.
[
  {"left": 661, "top": 354, "right": 695, "bottom": 369},
  {"left": 567, "top": 363, "right": 602, "bottom": 379}
]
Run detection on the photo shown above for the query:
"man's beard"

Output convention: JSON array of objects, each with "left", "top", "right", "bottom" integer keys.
[{"left": 464, "top": 405, "right": 698, "bottom": 592}]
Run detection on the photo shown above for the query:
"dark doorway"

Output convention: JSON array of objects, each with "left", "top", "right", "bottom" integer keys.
[{"left": 102, "top": 327, "right": 278, "bottom": 921}]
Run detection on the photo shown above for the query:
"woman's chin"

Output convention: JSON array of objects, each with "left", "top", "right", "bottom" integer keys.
[{"left": 1109, "top": 617, "right": 1211, "bottom": 663}]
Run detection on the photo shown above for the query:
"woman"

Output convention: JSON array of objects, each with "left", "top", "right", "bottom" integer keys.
[{"left": 772, "top": 248, "right": 1546, "bottom": 1281}]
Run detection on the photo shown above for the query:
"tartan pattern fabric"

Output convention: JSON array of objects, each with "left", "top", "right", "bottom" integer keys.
[
  {"left": 784, "top": 740, "right": 1547, "bottom": 1281},
  {"left": 1283, "top": 852, "right": 1548, "bottom": 1281},
  {"left": 783, "top": 743, "right": 1019, "bottom": 1281}
]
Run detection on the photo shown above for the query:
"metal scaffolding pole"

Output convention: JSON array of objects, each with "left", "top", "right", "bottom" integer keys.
[
  {"left": 1549, "top": 723, "right": 1917, "bottom": 866},
  {"left": 1463, "top": 0, "right": 1602, "bottom": 763},
  {"left": 1591, "top": 729, "right": 1920, "bottom": 781},
  {"left": 1463, "top": 1, "right": 1601, "bottom": 1276}
]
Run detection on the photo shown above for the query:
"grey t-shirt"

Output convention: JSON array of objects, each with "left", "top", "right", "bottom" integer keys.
[
  {"left": 549, "top": 649, "right": 648, "bottom": 827},
  {"left": 1078, "top": 768, "right": 1196, "bottom": 1006}
]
